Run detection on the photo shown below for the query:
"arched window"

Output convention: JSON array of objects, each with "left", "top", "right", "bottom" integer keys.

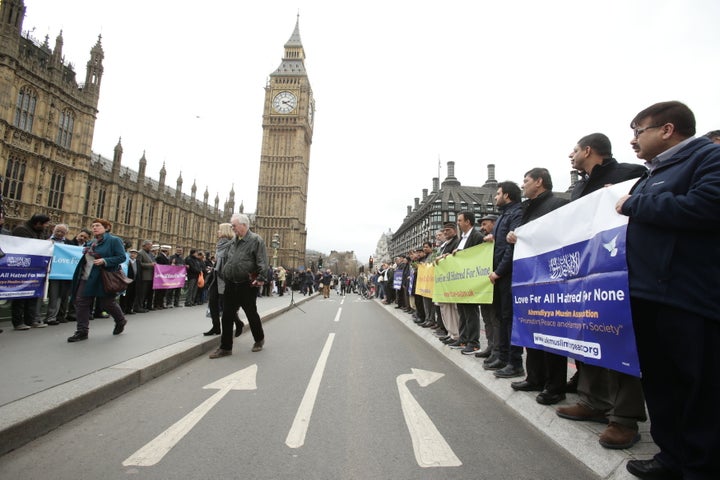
[
  {"left": 48, "top": 170, "right": 66, "bottom": 209},
  {"left": 14, "top": 86, "right": 37, "bottom": 132},
  {"left": 57, "top": 109, "right": 75, "bottom": 148},
  {"left": 3, "top": 155, "right": 26, "bottom": 200}
]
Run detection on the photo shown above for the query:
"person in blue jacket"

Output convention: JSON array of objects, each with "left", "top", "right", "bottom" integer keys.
[
  {"left": 616, "top": 101, "right": 720, "bottom": 480},
  {"left": 68, "top": 218, "right": 128, "bottom": 342}
]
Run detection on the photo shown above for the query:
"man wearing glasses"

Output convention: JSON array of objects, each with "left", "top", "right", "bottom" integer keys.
[{"left": 616, "top": 101, "right": 720, "bottom": 480}]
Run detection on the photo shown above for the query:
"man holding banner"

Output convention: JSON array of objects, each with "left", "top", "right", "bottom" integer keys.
[
  {"left": 508, "top": 168, "right": 569, "bottom": 405},
  {"left": 618, "top": 101, "right": 720, "bottom": 480},
  {"left": 452, "top": 211, "right": 485, "bottom": 355},
  {"left": 556, "top": 133, "right": 647, "bottom": 450}
]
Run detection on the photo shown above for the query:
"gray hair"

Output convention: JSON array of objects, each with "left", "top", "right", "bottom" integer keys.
[
  {"left": 142, "top": 239, "right": 153, "bottom": 246},
  {"left": 231, "top": 213, "right": 250, "bottom": 226}
]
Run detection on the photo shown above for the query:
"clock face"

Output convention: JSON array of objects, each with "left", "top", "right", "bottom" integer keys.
[{"left": 272, "top": 91, "right": 297, "bottom": 114}]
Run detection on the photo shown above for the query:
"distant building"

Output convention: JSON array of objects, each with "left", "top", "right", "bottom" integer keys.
[
  {"left": 390, "top": 161, "right": 499, "bottom": 258},
  {"left": 389, "top": 161, "right": 573, "bottom": 258},
  {"left": 0, "top": 0, "right": 228, "bottom": 252}
]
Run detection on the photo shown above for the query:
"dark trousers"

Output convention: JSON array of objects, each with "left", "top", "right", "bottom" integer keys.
[
  {"left": 185, "top": 277, "right": 198, "bottom": 306},
  {"left": 457, "top": 303, "right": 480, "bottom": 347},
  {"left": 11, "top": 298, "right": 40, "bottom": 327},
  {"left": 480, "top": 303, "right": 499, "bottom": 352},
  {"left": 414, "top": 293, "right": 426, "bottom": 320},
  {"left": 74, "top": 280, "right": 125, "bottom": 333},
  {"left": 632, "top": 297, "right": 720, "bottom": 479},
  {"left": 133, "top": 278, "right": 150, "bottom": 311},
  {"left": 220, "top": 282, "right": 263, "bottom": 350},
  {"left": 207, "top": 281, "right": 222, "bottom": 333},
  {"left": 495, "top": 275, "right": 523, "bottom": 367},
  {"left": 524, "top": 347, "right": 568, "bottom": 393},
  {"left": 45, "top": 279, "right": 72, "bottom": 322}
]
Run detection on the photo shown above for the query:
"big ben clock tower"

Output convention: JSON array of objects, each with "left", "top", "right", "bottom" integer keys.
[{"left": 254, "top": 16, "right": 314, "bottom": 269}]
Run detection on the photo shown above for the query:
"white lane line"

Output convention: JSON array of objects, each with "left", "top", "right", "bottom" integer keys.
[
  {"left": 397, "top": 368, "right": 462, "bottom": 468},
  {"left": 334, "top": 308, "right": 342, "bottom": 322},
  {"left": 285, "top": 333, "right": 335, "bottom": 448},
  {"left": 122, "top": 365, "right": 257, "bottom": 467}
]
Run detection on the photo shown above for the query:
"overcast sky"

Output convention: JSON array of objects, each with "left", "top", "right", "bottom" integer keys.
[{"left": 22, "top": 0, "right": 720, "bottom": 258}]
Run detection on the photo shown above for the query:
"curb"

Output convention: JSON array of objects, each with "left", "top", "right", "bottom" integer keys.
[{"left": 0, "top": 294, "right": 315, "bottom": 456}]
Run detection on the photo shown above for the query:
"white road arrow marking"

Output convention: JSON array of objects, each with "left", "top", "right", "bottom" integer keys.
[
  {"left": 397, "top": 368, "right": 462, "bottom": 468},
  {"left": 122, "top": 364, "right": 258, "bottom": 467},
  {"left": 285, "top": 333, "right": 335, "bottom": 448}
]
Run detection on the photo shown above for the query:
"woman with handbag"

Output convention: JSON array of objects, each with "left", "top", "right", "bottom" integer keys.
[
  {"left": 203, "top": 223, "right": 243, "bottom": 336},
  {"left": 67, "top": 219, "right": 128, "bottom": 342}
]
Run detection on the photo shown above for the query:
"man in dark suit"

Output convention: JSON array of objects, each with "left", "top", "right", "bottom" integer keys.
[
  {"left": 504, "top": 168, "right": 569, "bottom": 405},
  {"left": 450, "top": 211, "right": 485, "bottom": 355}
]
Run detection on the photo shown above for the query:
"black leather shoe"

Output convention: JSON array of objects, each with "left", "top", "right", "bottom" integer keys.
[
  {"left": 474, "top": 348, "right": 492, "bottom": 358},
  {"left": 626, "top": 459, "right": 682, "bottom": 480},
  {"left": 203, "top": 329, "right": 220, "bottom": 336},
  {"left": 112, "top": 319, "right": 127, "bottom": 335},
  {"left": 511, "top": 380, "right": 543, "bottom": 392},
  {"left": 67, "top": 331, "right": 88, "bottom": 342},
  {"left": 536, "top": 390, "right": 566, "bottom": 405},
  {"left": 483, "top": 359, "right": 506, "bottom": 371}
]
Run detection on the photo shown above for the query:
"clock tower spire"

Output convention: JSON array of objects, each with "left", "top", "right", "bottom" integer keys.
[{"left": 254, "top": 16, "right": 314, "bottom": 270}]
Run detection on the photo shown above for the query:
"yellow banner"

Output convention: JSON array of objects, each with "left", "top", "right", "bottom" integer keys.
[
  {"left": 432, "top": 243, "right": 494, "bottom": 304},
  {"left": 416, "top": 263, "right": 435, "bottom": 298}
]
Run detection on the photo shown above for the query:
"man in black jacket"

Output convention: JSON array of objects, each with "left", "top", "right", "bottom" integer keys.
[
  {"left": 556, "top": 133, "right": 648, "bottom": 450},
  {"left": 484, "top": 182, "right": 523, "bottom": 373},
  {"left": 11, "top": 214, "right": 50, "bottom": 330},
  {"left": 504, "top": 168, "right": 569, "bottom": 405}
]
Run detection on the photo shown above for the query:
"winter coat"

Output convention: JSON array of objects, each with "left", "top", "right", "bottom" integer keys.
[
  {"left": 71, "top": 233, "right": 127, "bottom": 298},
  {"left": 621, "top": 137, "right": 720, "bottom": 320}
]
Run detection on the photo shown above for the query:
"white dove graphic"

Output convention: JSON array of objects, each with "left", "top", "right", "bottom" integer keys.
[{"left": 603, "top": 235, "right": 619, "bottom": 257}]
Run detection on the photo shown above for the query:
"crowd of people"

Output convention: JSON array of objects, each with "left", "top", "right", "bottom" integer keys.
[
  {"left": 373, "top": 102, "right": 720, "bottom": 480},
  {"left": 1, "top": 101, "right": 718, "bottom": 479}
]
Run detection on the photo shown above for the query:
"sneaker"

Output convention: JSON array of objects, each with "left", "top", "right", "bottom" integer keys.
[
  {"left": 599, "top": 422, "right": 640, "bottom": 449},
  {"left": 209, "top": 348, "right": 232, "bottom": 359},
  {"left": 493, "top": 364, "right": 525, "bottom": 378},
  {"left": 30, "top": 322, "right": 47, "bottom": 328},
  {"left": 556, "top": 403, "right": 609, "bottom": 424},
  {"left": 448, "top": 341, "right": 467, "bottom": 350},
  {"left": 14, "top": 324, "right": 31, "bottom": 331},
  {"left": 460, "top": 345, "right": 481, "bottom": 355}
]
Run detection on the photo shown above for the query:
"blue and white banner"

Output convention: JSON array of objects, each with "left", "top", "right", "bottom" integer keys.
[
  {"left": 48, "top": 243, "right": 83, "bottom": 280},
  {"left": 511, "top": 181, "right": 640, "bottom": 377},
  {"left": 0, "top": 236, "right": 53, "bottom": 299}
]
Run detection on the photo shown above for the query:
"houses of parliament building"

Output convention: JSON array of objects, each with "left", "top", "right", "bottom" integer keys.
[{"left": 0, "top": 0, "right": 314, "bottom": 263}]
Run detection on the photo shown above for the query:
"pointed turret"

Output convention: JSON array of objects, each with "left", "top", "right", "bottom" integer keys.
[
  {"left": 138, "top": 151, "right": 147, "bottom": 180},
  {"left": 203, "top": 186, "right": 209, "bottom": 204},
  {"left": 159, "top": 162, "right": 167, "bottom": 187},
  {"left": 191, "top": 180, "right": 197, "bottom": 199},
  {"left": 51, "top": 30, "right": 64, "bottom": 68},
  {"left": 84, "top": 34, "right": 104, "bottom": 96},
  {"left": 271, "top": 15, "right": 306, "bottom": 77},
  {"left": 176, "top": 172, "right": 183, "bottom": 199},
  {"left": 112, "top": 137, "right": 122, "bottom": 174}
]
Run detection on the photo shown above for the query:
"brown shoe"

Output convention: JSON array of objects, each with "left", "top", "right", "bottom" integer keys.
[
  {"left": 598, "top": 422, "right": 640, "bottom": 449},
  {"left": 556, "top": 403, "right": 608, "bottom": 423},
  {"left": 209, "top": 348, "right": 232, "bottom": 359},
  {"left": 251, "top": 339, "right": 264, "bottom": 352}
]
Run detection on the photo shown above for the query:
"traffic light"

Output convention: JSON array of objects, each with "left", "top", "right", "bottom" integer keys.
[
  {"left": 369, "top": 256, "right": 374, "bottom": 271},
  {"left": 318, "top": 256, "right": 323, "bottom": 268}
]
